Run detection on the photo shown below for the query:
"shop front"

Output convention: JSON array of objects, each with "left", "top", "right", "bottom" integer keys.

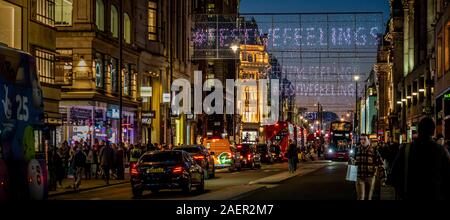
[
  {"left": 59, "top": 101, "right": 137, "bottom": 145},
  {"left": 436, "top": 90, "right": 450, "bottom": 139}
]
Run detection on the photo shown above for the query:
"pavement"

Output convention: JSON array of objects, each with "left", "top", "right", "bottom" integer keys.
[{"left": 48, "top": 173, "right": 130, "bottom": 197}]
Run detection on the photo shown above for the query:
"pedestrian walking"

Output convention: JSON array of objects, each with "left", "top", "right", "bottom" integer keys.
[
  {"left": 391, "top": 117, "right": 450, "bottom": 200},
  {"left": 287, "top": 143, "right": 298, "bottom": 174},
  {"left": 84, "top": 146, "right": 94, "bottom": 180},
  {"left": 353, "top": 134, "right": 385, "bottom": 200},
  {"left": 116, "top": 143, "right": 125, "bottom": 180},
  {"left": 73, "top": 145, "right": 87, "bottom": 190},
  {"left": 99, "top": 142, "right": 115, "bottom": 184}
]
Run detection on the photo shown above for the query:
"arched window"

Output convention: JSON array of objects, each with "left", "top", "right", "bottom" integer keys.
[
  {"left": 95, "top": 0, "right": 105, "bottom": 30},
  {"left": 111, "top": 5, "right": 119, "bottom": 38},
  {"left": 124, "top": 13, "right": 131, "bottom": 44}
]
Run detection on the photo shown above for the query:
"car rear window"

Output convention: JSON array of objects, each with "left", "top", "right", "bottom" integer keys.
[
  {"left": 176, "top": 147, "right": 202, "bottom": 154},
  {"left": 140, "top": 151, "right": 182, "bottom": 163}
]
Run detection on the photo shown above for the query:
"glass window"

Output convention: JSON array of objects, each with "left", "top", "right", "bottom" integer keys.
[
  {"left": 110, "top": 57, "right": 118, "bottom": 93},
  {"left": 124, "top": 64, "right": 132, "bottom": 96},
  {"left": 207, "top": 3, "right": 215, "bottom": 14},
  {"left": 140, "top": 151, "right": 182, "bottom": 163},
  {"left": 148, "top": 1, "right": 157, "bottom": 41},
  {"left": 35, "top": 48, "right": 55, "bottom": 84},
  {"left": 55, "top": 49, "right": 72, "bottom": 84},
  {"left": 95, "top": 53, "right": 104, "bottom": 88},
  {"left": 96, "top": 0, "right": 105, "bottom": 31},
  {"left": 438, "top": 37, "right": 443, "bottom": 79},
  {"left": 0, "top": 1, "right": 22, "bottom": 49},
  {"left": 35, "top": 0, "right": 55, "bottom": 26},
  {"left": 447, "top": 26, "right": 450, "bottom": 73},
  {"left": 124, "top": 13, "right": 131, "bottom": 44},
  {"left": 55, "top": 0, "right": 72, "bottom": 26},
  {"left": 111, "top": 5, "right": 119, "bottom": 38}
]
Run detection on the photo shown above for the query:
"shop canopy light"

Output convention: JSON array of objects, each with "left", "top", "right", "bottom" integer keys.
[{"left": 419, "top": 89, "right": 425, "bottom": 92}]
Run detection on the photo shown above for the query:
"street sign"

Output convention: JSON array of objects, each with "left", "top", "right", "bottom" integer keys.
[
  {"left": 141, "top": 86, "right": 152, "bottom": 97},
  {"left": 163, "top": 93, "right": 170, "bottom": 103},
  {"left": 444, "top": 93, "right": 450, "bottom": 100},
  {"left": 142, "top": 111, "right": 156, "bottom": 119}
]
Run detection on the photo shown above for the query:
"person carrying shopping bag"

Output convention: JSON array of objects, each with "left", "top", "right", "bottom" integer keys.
[{"left": 351, "top": 134, "right": 384, "bottom": 200}]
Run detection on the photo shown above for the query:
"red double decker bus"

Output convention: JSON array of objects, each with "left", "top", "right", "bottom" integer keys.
[{"left": 264, "top": 121, "right": 295, "bottom": 159}]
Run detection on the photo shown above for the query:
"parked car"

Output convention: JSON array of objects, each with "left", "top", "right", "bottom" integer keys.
[
  {"left": 175, "top": 145, "right": 215, "bottom": 179},
  {"left": 130, "top": 150, "right": 204, "bottom": 197}
]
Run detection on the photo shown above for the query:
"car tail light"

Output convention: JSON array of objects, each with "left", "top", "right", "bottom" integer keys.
[
  {"left": 172, "top": 166, "right": 183, "bottom": 174},
  {"left": 130, "top": 163, "right": 139, "bottom": 175},
  {"left": 193, "top": 155, "right": 205, "bottom": 160},
  {"left": 237, "top": 144, "right": 242, "bottom": 149}
]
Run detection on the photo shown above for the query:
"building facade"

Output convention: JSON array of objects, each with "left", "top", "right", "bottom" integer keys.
[
  {"left": 53, "top": 0, "right": 194, "bottom": 146},
  {"left": 191, "top": 0, "right": 240, "bottom": 144},
  {"left": 238, "top": 26, "right": 270, "bottom": 144},
  {"left": 377, "top": 0, "right": 438, "bottom": 143},
  {"left": 55, "top": 0, "right": 140, "bottom": 145},
  {"left": 434, "top": 0, "right": 450, "bottom": 139}
]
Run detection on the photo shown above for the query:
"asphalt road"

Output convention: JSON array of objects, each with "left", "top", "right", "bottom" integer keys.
[
  {"left": 50, "top": 162, "right": 290, "bottom": 200},
  {"left": 239, "top": 162, "right": 357, "bottom": 200}
]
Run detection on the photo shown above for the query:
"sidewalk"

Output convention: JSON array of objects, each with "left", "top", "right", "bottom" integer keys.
[{"left": 48, "top": 173, "right": 130, "bottom": 197}]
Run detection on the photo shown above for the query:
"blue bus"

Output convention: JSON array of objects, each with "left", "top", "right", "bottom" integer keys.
[{"left": 0, "top": 45, "right": 46, "bottom": 200}]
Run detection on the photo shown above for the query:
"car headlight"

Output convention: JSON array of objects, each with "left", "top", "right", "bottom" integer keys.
[
  {"left": 328, "top": 149, "right": 333, "bottom": 153},
  {"left": 349, "top": 149, "right": 354, "bottom": 154}
]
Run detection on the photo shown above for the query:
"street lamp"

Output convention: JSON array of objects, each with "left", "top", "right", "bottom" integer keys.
[
  {"left": 231, "top": 43, "right": 239, "bottom": 144},
  {"left": 231, "top": 44, "right": 239, "bottom": 53},
  {"left": 353, "top": 75, "right": 360, "bottom": 139}
]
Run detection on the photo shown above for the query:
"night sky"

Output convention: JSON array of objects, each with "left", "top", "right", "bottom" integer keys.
[
  {"left": 240, "top": 0, "right": 390, "bottom": 21},
  {"left": 239, "top": 0, "right": 390, "bottom": 116}
]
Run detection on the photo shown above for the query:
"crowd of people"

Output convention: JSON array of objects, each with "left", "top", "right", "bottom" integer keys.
[
  {"left": 46, "top": 140, "right": 178, "bottom": 191},
  {"left": 351, "top": 117, "right": 450, "bottom": 200}
]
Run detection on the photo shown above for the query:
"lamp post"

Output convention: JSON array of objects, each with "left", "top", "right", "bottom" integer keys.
[
  {"left": 231, "top": 43, "right": 239, "bottom": 144},
  {"left": 119, "top": 0, "right": 123, "bottom": 144},
  {"left": 353, "top": 75, "right": 360, "bottom": 141}
]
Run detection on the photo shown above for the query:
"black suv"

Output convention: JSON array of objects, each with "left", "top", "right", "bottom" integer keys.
[{"left": 130, "top": 150, "right": 204, "bottom": 197}]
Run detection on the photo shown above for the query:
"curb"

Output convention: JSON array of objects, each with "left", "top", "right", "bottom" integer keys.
[{"left": 48, "top": 181, "right": 129, "bottom": 197}]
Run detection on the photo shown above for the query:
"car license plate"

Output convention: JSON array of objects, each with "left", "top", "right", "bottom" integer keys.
[{"left": 147, "top": 168, "right": 164, "bottom": 173}]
